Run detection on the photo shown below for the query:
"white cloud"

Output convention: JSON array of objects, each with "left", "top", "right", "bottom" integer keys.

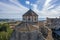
[
  {"left": 0, "top": 0, "right": 60, "bottom": 18},
  {"left": 25, "top": 1, "right": 30, "bottom": 5},
  {"left": 0, "top": 0, "right": 28, "bottom": 18},
  {"left": 47, "top": 4, "right": 55, "bottom": 9},
  {"left": 9, "top": 0, "right": 28, "bottom": 9},
  {"left": 31, "top": 0, "right": 60, "bottom": 18},
  {"left": 44, "top": 0, "right": 52, "bottom": 6},
  {"left": 43, "top": 0, "right": 52, "bottom": 10}
]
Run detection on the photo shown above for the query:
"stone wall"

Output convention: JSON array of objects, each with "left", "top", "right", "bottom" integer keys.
[
  {"left": 39, "top": 26, "right": 54, "bottom": 40},
  {"left": 10, "top": 30, "right": 45, "bottom": 40},
  {"left": 45, "top": 18, "right": 60, "bottom": 29}
]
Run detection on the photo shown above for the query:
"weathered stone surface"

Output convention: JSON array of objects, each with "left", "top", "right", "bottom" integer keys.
[
  {"left": 10, "top": 25, "right": 54, "bottom": 40},
  {"left": 10, "top": 22, "right": 54, "bottom": 40},
  {"left": 39, "top": 26, "right": 48, "bottom": 38},
  {"left": 39, "top": 26, "right": 54, "bottom": 40},
  {"left": 10, "top": 30, "right": 45, "bottom": 40}
]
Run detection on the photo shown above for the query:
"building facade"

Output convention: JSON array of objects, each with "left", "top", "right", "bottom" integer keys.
[
  {"left": 23, "top": 9, "right": 38, "bottom": 22},
  {"left": 44, "top": 17, "right": 60, "bottom": 29}
]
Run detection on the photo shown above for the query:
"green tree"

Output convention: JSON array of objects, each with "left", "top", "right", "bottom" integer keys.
[{"left": 0, "top": 23, "right": 13, "bottom": 40}]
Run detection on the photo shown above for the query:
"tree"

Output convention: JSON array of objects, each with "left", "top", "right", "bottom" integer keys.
[{"left": 0, "top": 23, "right": 13, "bottom": 40}]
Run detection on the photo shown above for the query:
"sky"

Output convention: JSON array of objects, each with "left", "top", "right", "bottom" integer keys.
[{"left": 0, "top": 0, "right": 60, "bottom": 19}]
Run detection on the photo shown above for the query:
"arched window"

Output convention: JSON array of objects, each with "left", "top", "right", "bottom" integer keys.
[
  {"left": 28, "top": 17, "right": 30, "bottom": 21},
  {"left": 35, "top": 18, "right": 36, "bottom": 21},
  {"left": 34, "top": 16, "right": 36, "bottom": 21}
]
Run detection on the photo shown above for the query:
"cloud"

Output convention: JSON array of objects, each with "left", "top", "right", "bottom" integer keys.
[
  {"left": 42, "top": 0, "right": 51, "bottom": 10},
  {"left": 44, "top": 0, "right": 52, "bottom": 6},
  {"left": 31, "top": 0, "right": 60, "bottom": 18},
  {"left": 36, "top": 0, "right": 45, "bottom": 10},
  {"left": 25, "top": 1, "right": 30, "bottom": 5},
  {"left": 0, "top": 0, "right": 60, "bottom": 18},
  {"left": 0, "top": 0, "right": 28, "bottom": 18}
]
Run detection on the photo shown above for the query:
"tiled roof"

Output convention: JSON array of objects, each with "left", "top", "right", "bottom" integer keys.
[{"left": 23, "top": 9, "right": 38, "bottom": 16}]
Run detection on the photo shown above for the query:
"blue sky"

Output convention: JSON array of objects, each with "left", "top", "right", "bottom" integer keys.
[{"left": 0, "top": 0, "right": 60, "bottom": 19}]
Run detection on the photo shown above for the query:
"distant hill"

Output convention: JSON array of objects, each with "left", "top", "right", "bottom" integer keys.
[
  {"left": 0, "top": 19, "right": 15, "bottom": 22},
  {"left": 0, "top": 18, "right": 46, "bottom": 22}
]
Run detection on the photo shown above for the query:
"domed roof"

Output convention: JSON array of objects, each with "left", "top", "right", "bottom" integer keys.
[
  {"left": 15, "top": 22, "right": 38, "bottom": 32},
  {"left": 23, "top": 9, "right": 38, "bottom": 16}
]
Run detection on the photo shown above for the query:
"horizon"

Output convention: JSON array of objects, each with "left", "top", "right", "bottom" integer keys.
[
  {"left": 0, "top": 0, "right": 60, "bottom": 18},
  {"left": 0, "top": 18, "right": 46, "bottom": 21}
]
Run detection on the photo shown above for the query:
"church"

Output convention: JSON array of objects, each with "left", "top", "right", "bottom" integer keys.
[
  {"left": 23, "top": 9, "right": 38, "bottom": 22},
  {"left": 10, "top": 9, "right": 53, "bottom": 40}
]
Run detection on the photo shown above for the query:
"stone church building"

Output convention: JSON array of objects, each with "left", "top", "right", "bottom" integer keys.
[
  {"left": 10, "top": 9, "right": 53, "bottom": 40},
  {"left": 23, "top": 9, "right": 38, "bottom": 22}
]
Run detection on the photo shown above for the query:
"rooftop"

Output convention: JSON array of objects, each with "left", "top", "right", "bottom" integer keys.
[{"left": 23, "top": 9, "right": 38, "bottom": 16}]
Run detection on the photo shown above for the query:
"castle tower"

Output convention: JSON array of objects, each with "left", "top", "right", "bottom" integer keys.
[{"left": 23, "top": 9, "right": 38, "bottom": 22}]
